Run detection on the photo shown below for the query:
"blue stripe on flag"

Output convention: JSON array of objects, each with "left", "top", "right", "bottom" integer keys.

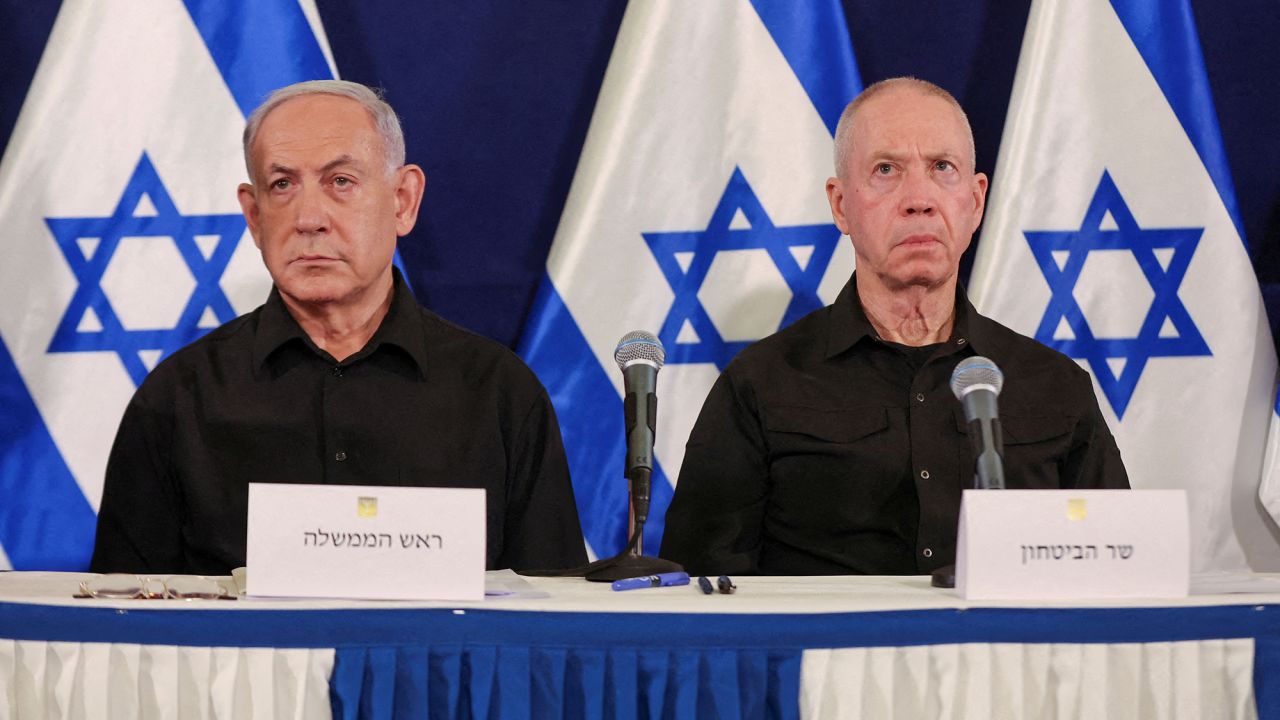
[
  {"left": 1109, "top": 0, "right": 1245, "bottom": 244},
  {"left": 519, "top": 278, "right": 674, "bottom": 557},
  {"left": 748, "top": 0, "right": 862, "bottom": 135},
  {"left": 0, "top": 338, "right": 96, "bottom": 570},
  {"left": 182, "top": 0, "right": 333, "bottom": 118}
]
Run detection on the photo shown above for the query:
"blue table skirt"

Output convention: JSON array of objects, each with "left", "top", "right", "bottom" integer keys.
[{"left": 3, "top": 601, "right": 1279, "bottom": 718}]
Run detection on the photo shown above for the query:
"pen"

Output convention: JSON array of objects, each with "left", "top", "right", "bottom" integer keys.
[{"left": 611, "top": 571, "right": 691, "bottom": 591}]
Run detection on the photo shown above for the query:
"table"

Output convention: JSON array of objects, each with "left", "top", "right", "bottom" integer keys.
[{"left": 2, "top": 571, "right": 1278, "bottom": 719}]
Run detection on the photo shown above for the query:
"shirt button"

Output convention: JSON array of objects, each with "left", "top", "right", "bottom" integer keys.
[
  {"left": 332, "top": 366, "right": 343, "bottom": 377},
  {"left": 957, "top": 338, "right": 967, "bottom": 346},
  {"left": 915, "top": 393, "right": 925, "bottom": 402},
  {"left": 920, "top": 470, "right": 930, "bottom": 479},
  {"left": 923, "top": 548, "right": 934, "bottom": 558},
  {"left": 335, "top": 451, "right": 347, "bottom": 462}
]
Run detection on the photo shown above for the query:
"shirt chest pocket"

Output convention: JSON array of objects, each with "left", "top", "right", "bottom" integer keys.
[
  {"left": 763, "top": 405, "right": 890, "bottom": 459},
  {"left": 954, "top": 408, "right": 1076, "bottom": 489}
]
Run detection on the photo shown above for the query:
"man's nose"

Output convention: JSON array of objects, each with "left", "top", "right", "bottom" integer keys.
[
  {"left": 293, "top": 185, "right": 329, "bottom": 233},
  {"left": 899, "top": 172, "right": 937, "bottom": 216}
]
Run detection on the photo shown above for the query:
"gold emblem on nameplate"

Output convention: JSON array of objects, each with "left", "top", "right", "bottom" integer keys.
[
  {"left": 357, "top": 497, "right": 378, "bottom": 518},
  {"left": 1067, "top": 498, "right": 1087, "bottom": 522}
]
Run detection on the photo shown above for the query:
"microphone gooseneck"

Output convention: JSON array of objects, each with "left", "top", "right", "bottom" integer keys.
[
  {"left": 950, "top": 356, "right": 1006, "bottom": 491},
  {"left": 932, "top": 356, "right": 1007, "bottom": 590}
]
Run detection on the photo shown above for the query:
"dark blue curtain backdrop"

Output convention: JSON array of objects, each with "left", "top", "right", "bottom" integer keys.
[{"left": 2, "top": 2, "right": 1277, "bottom": 351}]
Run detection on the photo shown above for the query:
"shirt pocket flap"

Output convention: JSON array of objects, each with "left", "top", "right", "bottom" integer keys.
[
  {"left": 764, "top": 405, "right": 888, "bottom": 443},
  {"left": 954, "top": 407, "right": 1074, "bottom": 445}
]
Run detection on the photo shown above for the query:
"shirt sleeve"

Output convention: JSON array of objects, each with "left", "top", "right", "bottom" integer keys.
[
  {"left": 498, "top": 388, "right": 588, "bottom": 571},
  {"left": 659, "top": 366, "right": 770, "bottom": 575},
  {"left": 1061, "top": 373, "right": 1130, "bottom": 490},
  {"left": 89, "top": 386, "right": 186, "bottom": 573}
]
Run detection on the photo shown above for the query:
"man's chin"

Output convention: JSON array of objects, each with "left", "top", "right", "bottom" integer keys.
[
  {"left": 881, "top": 265, "right": 956, "bottom": 292},
  {"left": 277, "top": 277, "right": 350, "bottom": 307}
]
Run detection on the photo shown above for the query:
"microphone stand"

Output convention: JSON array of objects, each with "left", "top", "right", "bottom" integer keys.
[
  {"left": 583, "top": 467, "right": 683, "bottom": 582},
  {"left": 519, "top": 467, "right": 683, "bottom": 581},
  {"left": 522, "top": 330, "right": 683, "bottom": 581}
]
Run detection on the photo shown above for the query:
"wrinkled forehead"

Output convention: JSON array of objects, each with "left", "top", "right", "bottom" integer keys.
[
  {"left": 250, "top": 95, "right": 384, "bottom": 169},
  {"left": 851, "top": 87, "right": 974, "bottom": 163}
]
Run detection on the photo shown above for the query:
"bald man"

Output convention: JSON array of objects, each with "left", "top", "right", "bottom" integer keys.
[{"left": 661, "top": 78, "right": 1128, "bottom": 576}]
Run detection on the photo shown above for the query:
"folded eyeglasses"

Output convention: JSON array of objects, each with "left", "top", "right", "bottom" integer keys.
[{"left": 76, "top": 573, "right": 234, "bottom": 601}]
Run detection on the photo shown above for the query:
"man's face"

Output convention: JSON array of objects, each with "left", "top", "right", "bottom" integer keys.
[
  {"left": 826, "top": 86, "right": 987, "bottom": 292},
  {"left": 238, "top": 94, "right": 423, "bottom": 310}
]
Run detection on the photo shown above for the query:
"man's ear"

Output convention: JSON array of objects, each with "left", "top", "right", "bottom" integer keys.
[
  {"left": 970, "top": 172, "right": 989, "bottom": 233},
  {"left": 825, "top": 177, "right": 851, "bottom": 235},
  {"left": 237, "top": 183, "right": 262, "bottom": 249},
  {"left": 393, "top": 165, "right": 426, "bottom": 237}
]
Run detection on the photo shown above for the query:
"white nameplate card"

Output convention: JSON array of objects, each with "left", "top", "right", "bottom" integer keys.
[
  {"left": 246, "top": 483, "right": 485, "bottom": 601},
  {"left": 956, "top": 489, "right": 1188, "bottom": 600}
]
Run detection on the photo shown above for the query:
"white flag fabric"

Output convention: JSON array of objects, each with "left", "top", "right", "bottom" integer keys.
[
  {"left": 1259, "top": 393, "right": 1280, "bottom": 528},
  {"left": 0, "top": 0, "right": 336, "bottom": 569},
  {"left": 519, "top": 1, "right": 861, "bottom": 558},
  {"left": 970, "top": 0, "right": 1280, "bottom": 572}
]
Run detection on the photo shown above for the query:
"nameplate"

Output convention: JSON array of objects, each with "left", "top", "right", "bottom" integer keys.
[
  {"left": 246, "top": 483, "right": 485, "bottom": 601},
  {"left": 955, "top": 489, "right": 1188, "bottom": 600}
]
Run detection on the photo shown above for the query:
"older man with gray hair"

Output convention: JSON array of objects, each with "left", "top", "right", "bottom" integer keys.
[
  {"left": 91, "top": 80, "right": 586, "bottom": 574},
  {"left": 661, "top": 77, "right": 1128, "bottom": 577}
]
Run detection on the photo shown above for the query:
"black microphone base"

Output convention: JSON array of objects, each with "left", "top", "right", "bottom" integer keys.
[
  {"left": 930, "top": 563, "right": 956, "bottom": 588},
  {"left": 585, "top": 553, "right": 684, "bottom": 582}
]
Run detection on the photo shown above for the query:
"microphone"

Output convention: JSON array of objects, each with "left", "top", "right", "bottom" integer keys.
[
  {"left": 950, "top": 356, "right": 1006, "bottom": 490},
  {"left": 614, "top": 331, "right": 665, "bottom": 526},
  {"left": 523, "top": 330, "right": 682, "bottom": 582}
]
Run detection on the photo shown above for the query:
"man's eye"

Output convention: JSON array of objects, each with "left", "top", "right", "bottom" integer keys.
[
  {"left": 333, "top": 176, "right": 353, "bottom": 187},
  {"left": 875, "top": 163, "right": 893, "bottom": 175},
  {"left": 935, "top": 160, "right": 954, "bottom": 172},
  {"left": 270, "top": 178, "right": 291, "bottom": 190}
]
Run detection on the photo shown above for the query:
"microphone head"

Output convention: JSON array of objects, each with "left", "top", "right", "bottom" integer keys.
[
  {"left": 614, "top": 331, "right": 665, "bottom": 371},
  {"left": 950, "top": 355, "right": 1004, "bottom": 399}
]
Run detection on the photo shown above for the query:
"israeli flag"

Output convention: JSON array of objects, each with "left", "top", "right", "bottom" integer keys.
[
  {"left": 0, "top": 0, "right": 334, "bottom": 570},
  {"left": 969, "top": 0, "right": 1280, "bottom": 572},
  {"left": 519, "top": 1, "right": 861, "bottom": 558}
]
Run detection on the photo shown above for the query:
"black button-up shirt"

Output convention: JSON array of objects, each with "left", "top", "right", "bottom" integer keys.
[
  {"left": 91, "top": 271, "right": 586, "bottom": 574},
  {"left": 660, "top": 273, "right": 1129, "bottom": 576}
]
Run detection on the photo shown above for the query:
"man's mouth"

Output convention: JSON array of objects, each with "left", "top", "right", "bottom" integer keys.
[{"left": 898, "top": 234, "right": 940, "bottom": 247}]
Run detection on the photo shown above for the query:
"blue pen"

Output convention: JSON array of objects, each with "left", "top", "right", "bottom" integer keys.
[{"left": 611, "top": 571, "right": 690, "bottom": 591}]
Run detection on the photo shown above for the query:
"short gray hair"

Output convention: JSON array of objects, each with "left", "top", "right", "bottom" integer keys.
[
  {"left": 832, "top": 77, "right": 975, "bottom": 179},
  {"left": 242, "top": 80, "right": 406, "bottom": 181}
]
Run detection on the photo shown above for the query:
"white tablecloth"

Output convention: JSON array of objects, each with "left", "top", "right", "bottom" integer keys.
[{"left": 2, "top": 571, "right": 1278, "bottom": 719}]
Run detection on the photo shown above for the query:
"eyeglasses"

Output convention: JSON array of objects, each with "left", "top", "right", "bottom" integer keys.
[
  {"left": 697, "top": 575, "right": 737, "bottom": 595},
  {"left": 76, "top": 573, "right": 233, "bottom": 600}
]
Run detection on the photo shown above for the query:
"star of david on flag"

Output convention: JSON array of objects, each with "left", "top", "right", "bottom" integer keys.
[
  {"left": 0, "top": 0, "right": 335, "bottom": 570},
  {"left": 46, "top": 153, "right": 246, "bottom": 387},
  {"left": 1026, "top": 170, "right": 1210, "bottom": 419},
  {"left": 519, "top": 0, "right": 860, "bottom": 559},
  {"left": 970, "top": 0, "right": 1280, "bottom": 572},
  {"left": 644, "top": 167, "right": 841, "bottom": 371}
]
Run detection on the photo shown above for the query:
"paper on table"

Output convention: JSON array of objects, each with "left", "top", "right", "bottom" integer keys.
[
  {"left": 484, "top": 569, "right": 550, "bottom": 599},
  {"left": 228, "top": 567, "right": 551, "bottom": 601}
]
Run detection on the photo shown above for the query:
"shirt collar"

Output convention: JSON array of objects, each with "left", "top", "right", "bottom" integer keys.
[
  {"left": 824, "top": 273, "right": 875, "bottom": 359},
  {"left": 823, "top": 271, "right": 996, "bottom": 359},
  {"left": 252, "top": 267, "right": 429, "bottom": 377}
]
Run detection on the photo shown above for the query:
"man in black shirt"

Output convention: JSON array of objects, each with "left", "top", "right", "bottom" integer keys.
[
  {"left": 90, "top": 80, "right": 586, "bottom": 574},
  {"left": 660, "top": 78, "right": 1128, "bottom": 576}
]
